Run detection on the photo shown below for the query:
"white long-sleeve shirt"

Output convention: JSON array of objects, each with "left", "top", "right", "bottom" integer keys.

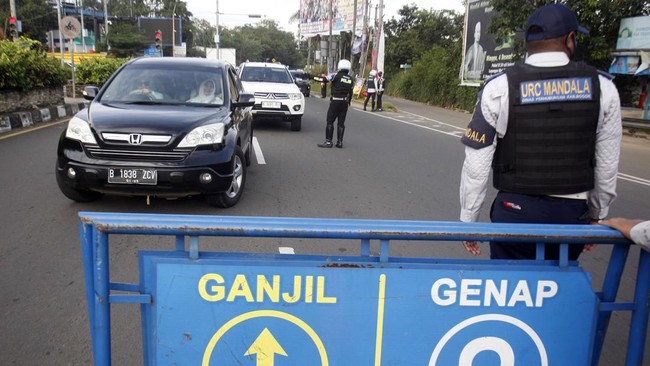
[
  {"left": 631, "top": 221, "right": 650, "bottom": 251},
  {"left": 459, "top": 52, "right": 622, "bottom": 222}
]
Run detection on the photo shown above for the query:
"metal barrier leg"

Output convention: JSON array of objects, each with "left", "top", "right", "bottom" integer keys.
[
  {"left": 592, "top": 243, "right": 630, "bottom": 365},
  {"left": 626, "top": 250, "right": 650, "bottom": 365},
  {"left": 93, "top": 230, "right": 111, "bottom": 366},
  {"left": 79, "top": 222, "right": 96, "bottom": 357}
]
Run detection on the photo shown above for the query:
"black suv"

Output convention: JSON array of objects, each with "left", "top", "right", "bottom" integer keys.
[
  {"left": 55, "top": 57, "right": 255, "bottom": 208},
  {"left": 290, "top": 69, "right": 311, "bottom": 97}
]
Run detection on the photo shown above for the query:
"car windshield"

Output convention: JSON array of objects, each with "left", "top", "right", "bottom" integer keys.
[
  {"left": 100, "top": 66, "right": 226, "bottom": 106},
  {"left": 241, "top": 66, "right": 293, "bottom": 84}
]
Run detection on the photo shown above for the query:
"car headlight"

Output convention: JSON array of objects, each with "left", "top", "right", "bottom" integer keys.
[
  {"left": 65, "top": 116, "right": 98, "bottom": 144},
  {"left": 178, "top": 123, "right": 225, "bottom": 147},
  {"left": 289, "top": 93, "right": 302, "bottom": 100}
]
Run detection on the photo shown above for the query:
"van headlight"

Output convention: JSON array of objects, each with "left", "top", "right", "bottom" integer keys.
[
  {"left": 289, "top": 93, "right": 302, "bottom": 100},
  {"left": 65, "top": 116, "right": 98, "bottom": 144},
  {"left": 178, "top": 123, "right": 225, "bottom": 147}
]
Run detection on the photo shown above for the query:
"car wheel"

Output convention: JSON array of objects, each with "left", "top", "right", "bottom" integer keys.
[
  {"left": 206, "top": 146, "right": 246, "bottom": 208},
  {"left": 290, "top": 117, "right": 302, "bottom": 131},
  {"left": 55, "top": 167, "right": 103, "bottom": 202}
]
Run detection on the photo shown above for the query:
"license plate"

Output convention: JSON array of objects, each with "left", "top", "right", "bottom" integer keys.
[
  {"left": 261, "top": 101, "right": 281, "bottom": 109},
  {"left": 108, "top": 168, "right": 157, "bottom": 185}
]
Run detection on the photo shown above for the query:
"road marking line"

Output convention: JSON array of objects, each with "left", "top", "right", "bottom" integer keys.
[
  {"left": 252, "top": 136, "right": 266, "bottom": 165},
  {"left": 0, "top": 120, "right": 68, "bottom": 140},
  {"left": 618, "top": 173, "right": 650, "bottom": 186},
  {"left": 278, "top": 247, "right": 295, "bottom": 254},
  {"left": 357, "top": 108, "right": 650, "bottom": 188}
]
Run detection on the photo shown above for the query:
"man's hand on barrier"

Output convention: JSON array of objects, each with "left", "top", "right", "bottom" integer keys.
[{"left": 463, "top": 241, "right": 481, "bottom": 256}]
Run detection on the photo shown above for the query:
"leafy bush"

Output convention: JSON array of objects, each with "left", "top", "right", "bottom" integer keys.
[
  {"left": 0, "top": 37, "right": 68, "bottom": 91},
  {"left": 387, "top": 43, "right": 477, "bottom": 112},
  {"left": 75, "top": 57, "right": 130, "bottom": 86}
]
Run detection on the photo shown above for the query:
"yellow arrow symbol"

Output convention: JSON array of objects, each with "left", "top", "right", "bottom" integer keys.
[{"left": 244, "top": 328, "right": 287, "bottom": 366}]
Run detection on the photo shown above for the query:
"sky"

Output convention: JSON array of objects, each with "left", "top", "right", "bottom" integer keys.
[{"left": 185, "top": 0, "right": 466, "bottom": 34}]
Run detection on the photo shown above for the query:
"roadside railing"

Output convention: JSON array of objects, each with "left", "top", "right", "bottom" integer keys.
[{"left": 79, "top": 212, "right": 649, "bottom": 365}]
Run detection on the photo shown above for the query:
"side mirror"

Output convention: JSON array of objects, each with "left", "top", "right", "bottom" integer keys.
[
  {"left": 232, "top": 93, "right": 255, "bottom": 108},
  {"left": 82, "top": 86, "right": 100, "bottom": 101}
]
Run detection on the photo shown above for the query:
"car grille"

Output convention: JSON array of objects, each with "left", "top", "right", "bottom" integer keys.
[
  {"left": 252, "top": 105, "right": 290, "bottom": 112},
  {"left": 85, "top": 145, "right": 193, "bottom": 162},
  {"left": 254, "top": 92, "right": 289, "bottom": 99}
]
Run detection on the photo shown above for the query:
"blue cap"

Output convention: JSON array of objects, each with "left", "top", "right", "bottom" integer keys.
[{"left": 525, "top": 3, "right": 589, "bottom": 42}]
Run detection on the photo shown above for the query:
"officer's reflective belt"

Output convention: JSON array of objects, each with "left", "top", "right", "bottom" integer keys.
[{"left": 331, "top": 97, "right": 347, "bottom": 101}]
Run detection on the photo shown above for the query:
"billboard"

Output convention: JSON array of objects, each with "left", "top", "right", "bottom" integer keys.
[
  {"left": 616, "top": 15, "right": 650, "bottom": 50},
  {"left": 299, "top": 0, "right": 365, "bottom": 37},
  {"left": 460, "top": 0, "right": 516, "bottom": 87}
]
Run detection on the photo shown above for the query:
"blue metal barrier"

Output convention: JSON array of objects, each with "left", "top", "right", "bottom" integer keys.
[{"left": 79, "top": 212, "right": 649, "bottom": 365}]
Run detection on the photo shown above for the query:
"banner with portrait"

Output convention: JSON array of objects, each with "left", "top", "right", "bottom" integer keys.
[
  {"left": 460, "top": 0, "right": 516, "bottom": 87},
  {"left": 299, "top": 0, "right": 365, "bottom": 37}
]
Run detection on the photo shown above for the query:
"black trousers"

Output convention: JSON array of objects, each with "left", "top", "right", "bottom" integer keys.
[
  {"left": 376, "top": 91, "right": 383, "bottom": 110},
  {"left": 325, "top": 100, "right": 349, "bottom": 141},
  {"left": 364, "top": 92, "right": 376, "bottom": 110},
  {"left": 321, "top": 84, "right": 327, "bottom": 98},
  {"left": 489, "top": 191, "right": 589, "bottom": 260}
]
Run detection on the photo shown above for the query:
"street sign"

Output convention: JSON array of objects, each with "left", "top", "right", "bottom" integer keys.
[
  {"left": 140, "top": 251, "right": 598, "bottom": 365},
  {"left": 60, "top": 16, "right": 81, "bottom": 39}
]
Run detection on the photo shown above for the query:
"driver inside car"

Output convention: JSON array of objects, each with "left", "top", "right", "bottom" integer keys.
[{"left": 128, "top": 79, "right": 164, "bottom": 100}]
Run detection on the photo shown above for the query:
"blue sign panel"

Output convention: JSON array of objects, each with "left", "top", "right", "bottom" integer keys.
[
  {"left": 139, "top": 252, "right": 597, "bottom": 365},
  {"left": 144, "top": 47, "right": 160, "bottom": 57},
  {"left": 519, "top": 77, "right": 593, "bottom": 104}
]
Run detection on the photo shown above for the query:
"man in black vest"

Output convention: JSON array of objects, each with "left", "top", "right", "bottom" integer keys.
[
  {"left": 318, "top": 59, "right": 354, "bottom": 148},
  {"left": 459, "top": 3, "right": 622, "bottom": 260}
]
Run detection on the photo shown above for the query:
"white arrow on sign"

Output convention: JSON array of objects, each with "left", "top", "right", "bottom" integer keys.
[{"left": 244, "top": 328, "right": 288, "bottom": 366}]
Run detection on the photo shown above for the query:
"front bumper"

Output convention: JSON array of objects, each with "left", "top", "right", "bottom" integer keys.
[{"left": 56, "top": 138, "right": 236, "bottom": 197}]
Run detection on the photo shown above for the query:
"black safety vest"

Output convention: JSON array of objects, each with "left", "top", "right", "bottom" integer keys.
[
  {"left": 493, "top": 62, "right": 601, "bottom": 195},
  {"left": 330, "top": 71, "right": 353, "bottom": 99}
]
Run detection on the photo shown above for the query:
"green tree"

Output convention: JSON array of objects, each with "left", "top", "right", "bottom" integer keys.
[
  {"left": 384, "top": 5, "right": 463, "bottom": 77},
  {"left": 220, "top": 20, "right": 303, "bottom": 67},
  {"left": 106, "top": 21, "right": 149, "bottom": 57}
]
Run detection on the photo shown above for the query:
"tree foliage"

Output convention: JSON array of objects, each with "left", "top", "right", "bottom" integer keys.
[
  {"left": 0, "top": 37, "right": 67, "bottom": 90},
  {"left": 219, "top": 20, "right": 304, "bottom": 67},
  {"left": 75, "top": 57, "right": 129, "bottom": 86}
]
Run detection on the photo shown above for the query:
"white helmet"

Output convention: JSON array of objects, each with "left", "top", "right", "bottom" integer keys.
[
  {"left": 337, "top": 59, "right": 351, "bottom": 71},
  {"left": 369, "top": 69, "right": 377, "bottom": 77}
]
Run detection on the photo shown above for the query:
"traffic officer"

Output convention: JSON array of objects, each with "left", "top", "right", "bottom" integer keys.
[
  {"left": 376, "top": 71, "right": 385, "bottom": 111},
  {"left": 363, "top": 69, "right": 377, "bottom": 111},
  {"left": 459, "top": 3, "right": 622, "bottom": 260},
  {"left": 318, "top": 59, "right": 354, "bottom": 148}
]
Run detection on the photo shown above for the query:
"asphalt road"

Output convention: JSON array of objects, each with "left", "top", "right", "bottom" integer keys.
[{"left": 0, "top": 96, "right": 649, "bottom": 365}]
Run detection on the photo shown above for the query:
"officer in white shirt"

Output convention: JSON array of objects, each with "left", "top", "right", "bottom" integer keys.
[{"left": 459, "top": 3, "right": 622, "bottom": 260}]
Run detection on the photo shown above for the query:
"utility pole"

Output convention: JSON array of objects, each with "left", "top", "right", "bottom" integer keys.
[
  {"left": 103, "top": 0, "right": 109, "bottom": 50},
  {"left": 350, "top": 0, "right": 357, "bottom": 73},
  {"left": 374, "top": 0, "right": 384, "bottom": 71},
  {"left": 215, "top": 0, "right": 220, "bottom": 60},
  {"left": 172, "top": 1, "right": 177, "bottom": 57},
  {"left": 359, "top": 0, "right": 370, "bottom": 79},
  {"left": 328, "top": 0, "right": 333, "bottom": 73},
  {"left": 80, "top": 0, "right": 85, "bottom": 52}
]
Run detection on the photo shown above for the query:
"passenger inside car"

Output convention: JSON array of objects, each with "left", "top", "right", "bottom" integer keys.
[
  {"left": 128, "top": 78, "right": 164, "bottom": 100},
  {"left": 187, "top": 78, "right": 223, "bottom": 104}
]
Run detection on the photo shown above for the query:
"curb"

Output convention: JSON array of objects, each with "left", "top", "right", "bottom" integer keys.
[{"left": 0, "top": 100, "right": 87, "bottom": 135}]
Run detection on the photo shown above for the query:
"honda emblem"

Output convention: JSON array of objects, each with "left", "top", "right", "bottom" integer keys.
[{"left": 129, "top": 134, "right": 143, "bottom": 145}]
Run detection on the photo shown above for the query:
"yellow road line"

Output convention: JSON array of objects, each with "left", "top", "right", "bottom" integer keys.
[
  {"left": 0, "top": 120, "right": 69, "bottom": 140},
  {"left": 375, "top": 274, "right": 386, "bottom": 366}
]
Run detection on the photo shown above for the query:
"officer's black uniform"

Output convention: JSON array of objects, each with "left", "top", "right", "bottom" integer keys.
[{"left": 317, "top": 70, "right": 354, "bottom": 148}]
